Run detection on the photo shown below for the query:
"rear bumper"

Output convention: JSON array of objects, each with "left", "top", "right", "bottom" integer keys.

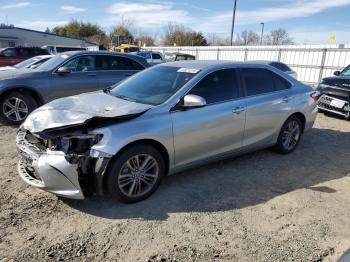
[
  {"left": 317, "top": 95, "right": 350, "bottom": 118},
  {"left": 16, "top": 130, "right": 85, "bottom": 199}
]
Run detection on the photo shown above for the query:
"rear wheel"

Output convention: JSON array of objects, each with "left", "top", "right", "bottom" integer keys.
[
  {"left": 273, "top": 116, "right": 302, "bottom": 154},
  {"left": 0, "top": 91, "right": 37, "bottom": 125},
  {"left": 106, "top": 144, "right": 165, "bottom": 203}
]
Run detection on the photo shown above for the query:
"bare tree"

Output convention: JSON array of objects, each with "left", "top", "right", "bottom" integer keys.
[
  {"left": 206, "top": 33, "right": 231, "bottom": 46},
  {"left": 236, "top": 30, "right": 260, "bottom": 46},
  {"left": 264, "top": 28, "right": 294, "bottom": 45},
  {"left": 163, "top": 23, "right": 207, "bottom": 46},
  {"left": 135, "top": 35, "right": 156, "bottom": 47}
]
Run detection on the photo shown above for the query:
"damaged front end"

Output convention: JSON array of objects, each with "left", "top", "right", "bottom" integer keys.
[{"left": 16, "top": 127, "right": 112, "bottom": 199}]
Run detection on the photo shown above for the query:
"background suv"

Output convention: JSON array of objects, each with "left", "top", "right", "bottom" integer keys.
[{"left": 0, "top": 51, "right": 149, "bottom": 125}]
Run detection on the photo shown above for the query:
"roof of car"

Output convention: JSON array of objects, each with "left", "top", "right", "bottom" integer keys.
[
  {"left": 249, "top": 60, "right": 281, "bottom": 65},
  {"left": 161, "top": 60, "right": 274, "bottom": 70},
  {"left": 59, "top": 51, "right": 150, "bottom": 66}
]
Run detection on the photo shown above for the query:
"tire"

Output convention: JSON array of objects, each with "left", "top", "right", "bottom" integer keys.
[
  {"left": 273, "top": 115, "right": 303, "bottom": 154},
  {"left": 0, "top": 91, "right": 37, "bottom": 125},
  {"left": 106, "top": 144, "right": 165, "bottom": 203}
]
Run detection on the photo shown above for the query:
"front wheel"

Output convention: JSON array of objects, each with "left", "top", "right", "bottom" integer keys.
[
  {"left": 0, "top": 91, "right": 37, "bottom": 125},
  {"left": 106, "top": 144, "right": 165, "bottom": 203},
  {"left": 273, "top": 116, "right": 302, "bottom": 154}
]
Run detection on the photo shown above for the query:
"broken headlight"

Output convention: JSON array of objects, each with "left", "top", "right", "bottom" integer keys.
[{"left": 60, "top": 134, "right": 103, "bottom": 155}]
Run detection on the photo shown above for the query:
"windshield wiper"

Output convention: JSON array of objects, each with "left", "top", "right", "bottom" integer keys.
[
  {"left": 114, "top": 94, "right": 137, "bottom": 102},
  {"left": 103, "top": 86, "right": 112, "bottom": 93}
]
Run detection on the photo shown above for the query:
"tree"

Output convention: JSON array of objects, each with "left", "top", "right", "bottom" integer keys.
[
  {"left": 110, "top": 26, "right": 134, "bottom": 45},
  {"left": 163, "top": 23, "right": 207, "bottom": 46},
  {"left": 264, "top": 28, "right": 294, "bottom": 45},
  {"left": 51, "top": 20, "right": 104, "bottom": 38},
  {"left": 45, "top": 27, "right": 51, "bottom": 33},
  {"left": 236, "top": 30, "right": 260, "bottom": 45},
  {"left": 135, "top": 35, "right": 156, "bottom": 47}
]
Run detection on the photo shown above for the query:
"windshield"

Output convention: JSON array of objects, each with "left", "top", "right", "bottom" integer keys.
[
  {"left": 13, "top": 57, "right": 40, "bottom": 69},
  {"left": 109, "top": 66, "right": 199, "bottom": 105},
  {"left": 36, "top": 53, "right": 72, "bottom": 71},
  {"left": 340, "top": 65, "right": 350, "bottom": 76}
]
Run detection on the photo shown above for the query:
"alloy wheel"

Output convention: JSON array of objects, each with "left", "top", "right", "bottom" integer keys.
[
  {"left": 2, "top": 97, "right": 28, "bottom": 122},
  {"left": 118, "top": 154, "right": 159, "bottom": 198},
  {"left": 281, "top": 120, "right": 300, "bottom": 151}
]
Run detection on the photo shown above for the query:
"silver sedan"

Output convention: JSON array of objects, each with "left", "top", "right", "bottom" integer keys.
[{"left": 17, "top": 61, "right": 318, "bottom": 202}]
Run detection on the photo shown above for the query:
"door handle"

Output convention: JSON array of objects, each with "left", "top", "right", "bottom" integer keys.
[
  {"left": 282, "top": 96, "right": 292, "bottom": 103},
  {"left": 124, "top": 73, "right": 133, "bottom": 76},
  {"left": 232, "top": 106, "right": 245, "bottom": 114},
  {"left": 87, "top": 73, "right": 97, "bottom": 77}
]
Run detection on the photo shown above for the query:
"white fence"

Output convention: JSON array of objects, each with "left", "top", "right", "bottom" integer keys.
[{"left": 144, "top": 44, "right": 350, "bottom": 85}]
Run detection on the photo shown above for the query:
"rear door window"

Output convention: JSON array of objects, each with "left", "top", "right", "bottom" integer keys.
[
  {"left": 152, "top": 53, "right": 162, "bottom": 60},
  {"left": 189, "top": 68, "right": 240, "bottom": 104},
  {"left": 96, "top": 55, "right": 144, "bottom": 71},
  {"left": 241, "top": 68, "right": 291, "bottom": 96}
]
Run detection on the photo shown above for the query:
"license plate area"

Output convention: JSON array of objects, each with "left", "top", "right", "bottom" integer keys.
[{"left": 330, "top": 99, "right": 345, "bottom": 108}]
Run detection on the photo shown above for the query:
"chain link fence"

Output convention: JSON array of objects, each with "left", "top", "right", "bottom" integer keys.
[{"left": 144, "top": 45, "right": 350, "bottom": 85}]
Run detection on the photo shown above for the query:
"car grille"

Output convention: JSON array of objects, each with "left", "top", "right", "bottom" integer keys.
[
  {"left": 17, "top": 129, "right": 46, "bottom": 184},
  {"left": 317, "top": 95, "right": 350, "bottom": 116}
]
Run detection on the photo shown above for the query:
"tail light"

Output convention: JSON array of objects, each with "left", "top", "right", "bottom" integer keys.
[{"left": 310, "top": 91, "right": 320, "bottom": 102}]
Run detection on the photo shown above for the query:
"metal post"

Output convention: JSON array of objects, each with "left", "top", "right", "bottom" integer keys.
[
  {"left": 217, "top": 49, "right": 220, "bottom": 60},
  {"left": 230, "top": 0, "right": 237, "bottom": 46},
  {"left": 318, "top": 48, "right": 327, "bottom": 83},
  {"left": 277, "top": 48, "right": 282, "bottom": 61},
  {"left": 260, "top": 23, "right": 265, "bottom": 45},
  {"left": 244, "top": 48, "right": 248, "bottom": 61},
  {"left": 195, "top": 48, "right": 199, "bottom": 60}
]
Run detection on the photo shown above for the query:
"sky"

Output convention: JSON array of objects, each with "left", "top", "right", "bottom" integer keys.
[{"left": 1, "top": 0, "right": 350, "bottom": 44}]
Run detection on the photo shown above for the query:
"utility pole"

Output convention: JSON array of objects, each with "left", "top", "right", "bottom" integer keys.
[
  {"left": 260, "top": 22, "right": 265, "bottom": 45},
  {"left": 230, "top": 0, "right": 237, "bottom": 46}
]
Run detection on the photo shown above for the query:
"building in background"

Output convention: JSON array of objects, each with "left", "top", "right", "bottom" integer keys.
[{"left": 0, "top": 24, "right": 96, "bottom": 49}]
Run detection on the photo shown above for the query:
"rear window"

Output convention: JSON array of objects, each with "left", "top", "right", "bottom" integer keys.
[{"left": 96, "top": 55, "right": 144, "bottom": 70}]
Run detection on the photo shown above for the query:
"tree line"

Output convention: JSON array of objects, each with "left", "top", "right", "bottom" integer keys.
[{"left": 45, "top": 19, "right": 294, "bottom": 49}]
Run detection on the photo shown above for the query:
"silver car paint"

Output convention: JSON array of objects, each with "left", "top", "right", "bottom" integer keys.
[{"left": 17, "top": 61, "right": 317, "bottom": 199}]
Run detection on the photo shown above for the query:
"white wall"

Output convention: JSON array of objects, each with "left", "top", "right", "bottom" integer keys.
[{"left": 144, "top": 44, "right": 350, "bottom": 84}]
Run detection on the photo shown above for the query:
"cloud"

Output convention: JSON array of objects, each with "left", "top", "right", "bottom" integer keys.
[
  {"left": 194, "top": 0, "right": 350, "bottom": 34},
  {"left": 0, "top": 2, "right": 30, "bottom": 9},
  {"left": 60, "top": 5, "right": 86, "bottom": 14},
  {"left": 105, "top": 1, "right": 192, "bottom": 28}
]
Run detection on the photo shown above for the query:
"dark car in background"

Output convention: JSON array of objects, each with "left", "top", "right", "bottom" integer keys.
[
  {"left": 0, "top": 51, "right": 149, "bottom": 125},
  {"left": 251, "top": 61, "right": 298, "bottom": 79},
  {"left": 0, "top": 47, "right": 50, "bottom": 67},
  {"left": 316, "top": 65, "right": 350, "bottom": 119}
]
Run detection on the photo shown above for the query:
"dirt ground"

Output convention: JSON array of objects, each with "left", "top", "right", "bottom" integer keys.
[{"left": 0, "top": 113, "right": 349, "bottom": 262}]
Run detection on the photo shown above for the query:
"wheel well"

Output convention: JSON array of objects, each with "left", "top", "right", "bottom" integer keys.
[
  {"left": 102, "top": 139, "right": 170, "bottom": 193},
  {"left": 289, "top": 112, "right": 306, "bottom": 132},
  {"left": 0, "top": 87, "right": 44, "bottom": 106}
]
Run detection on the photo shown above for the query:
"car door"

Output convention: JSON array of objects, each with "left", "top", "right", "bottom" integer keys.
[
  {"left": 239, "top": 67, "right": 294, "bottom": 148},
  {"left": 95, "top": 55, "right": 145, "bottom": 88},
  {"left": 171, "top": 68, "right": 246, "bottom": 167},
  {"left": 48, "top": 55, "right": 101, "bottom": 100}
]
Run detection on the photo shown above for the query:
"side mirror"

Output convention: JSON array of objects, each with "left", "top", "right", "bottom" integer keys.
[
  {"left": 334, "top": 71, "right": 341, "bottom": 76},
  {"left": 182, "top": 94, "right": 206, "bottom": 108},
  {"left": 57, "top": 67, "right": 71, "bottom": 75}
]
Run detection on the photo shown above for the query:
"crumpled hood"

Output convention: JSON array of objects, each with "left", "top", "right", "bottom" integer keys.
[{"left": 23, "top": 91, "right": 153, "bottom": 133}]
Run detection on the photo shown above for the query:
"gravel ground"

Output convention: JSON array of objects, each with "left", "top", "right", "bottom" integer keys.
[{"left": 0, "top": 113, "right": 349, "bottom": 262}]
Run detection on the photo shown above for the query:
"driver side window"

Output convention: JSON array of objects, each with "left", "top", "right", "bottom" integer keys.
[
  {"left": 189, "top": 68, "right": 240, "bottom": 104},
  {"left": 63, "top": 56, "right": 95, "bottom": 72}
]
